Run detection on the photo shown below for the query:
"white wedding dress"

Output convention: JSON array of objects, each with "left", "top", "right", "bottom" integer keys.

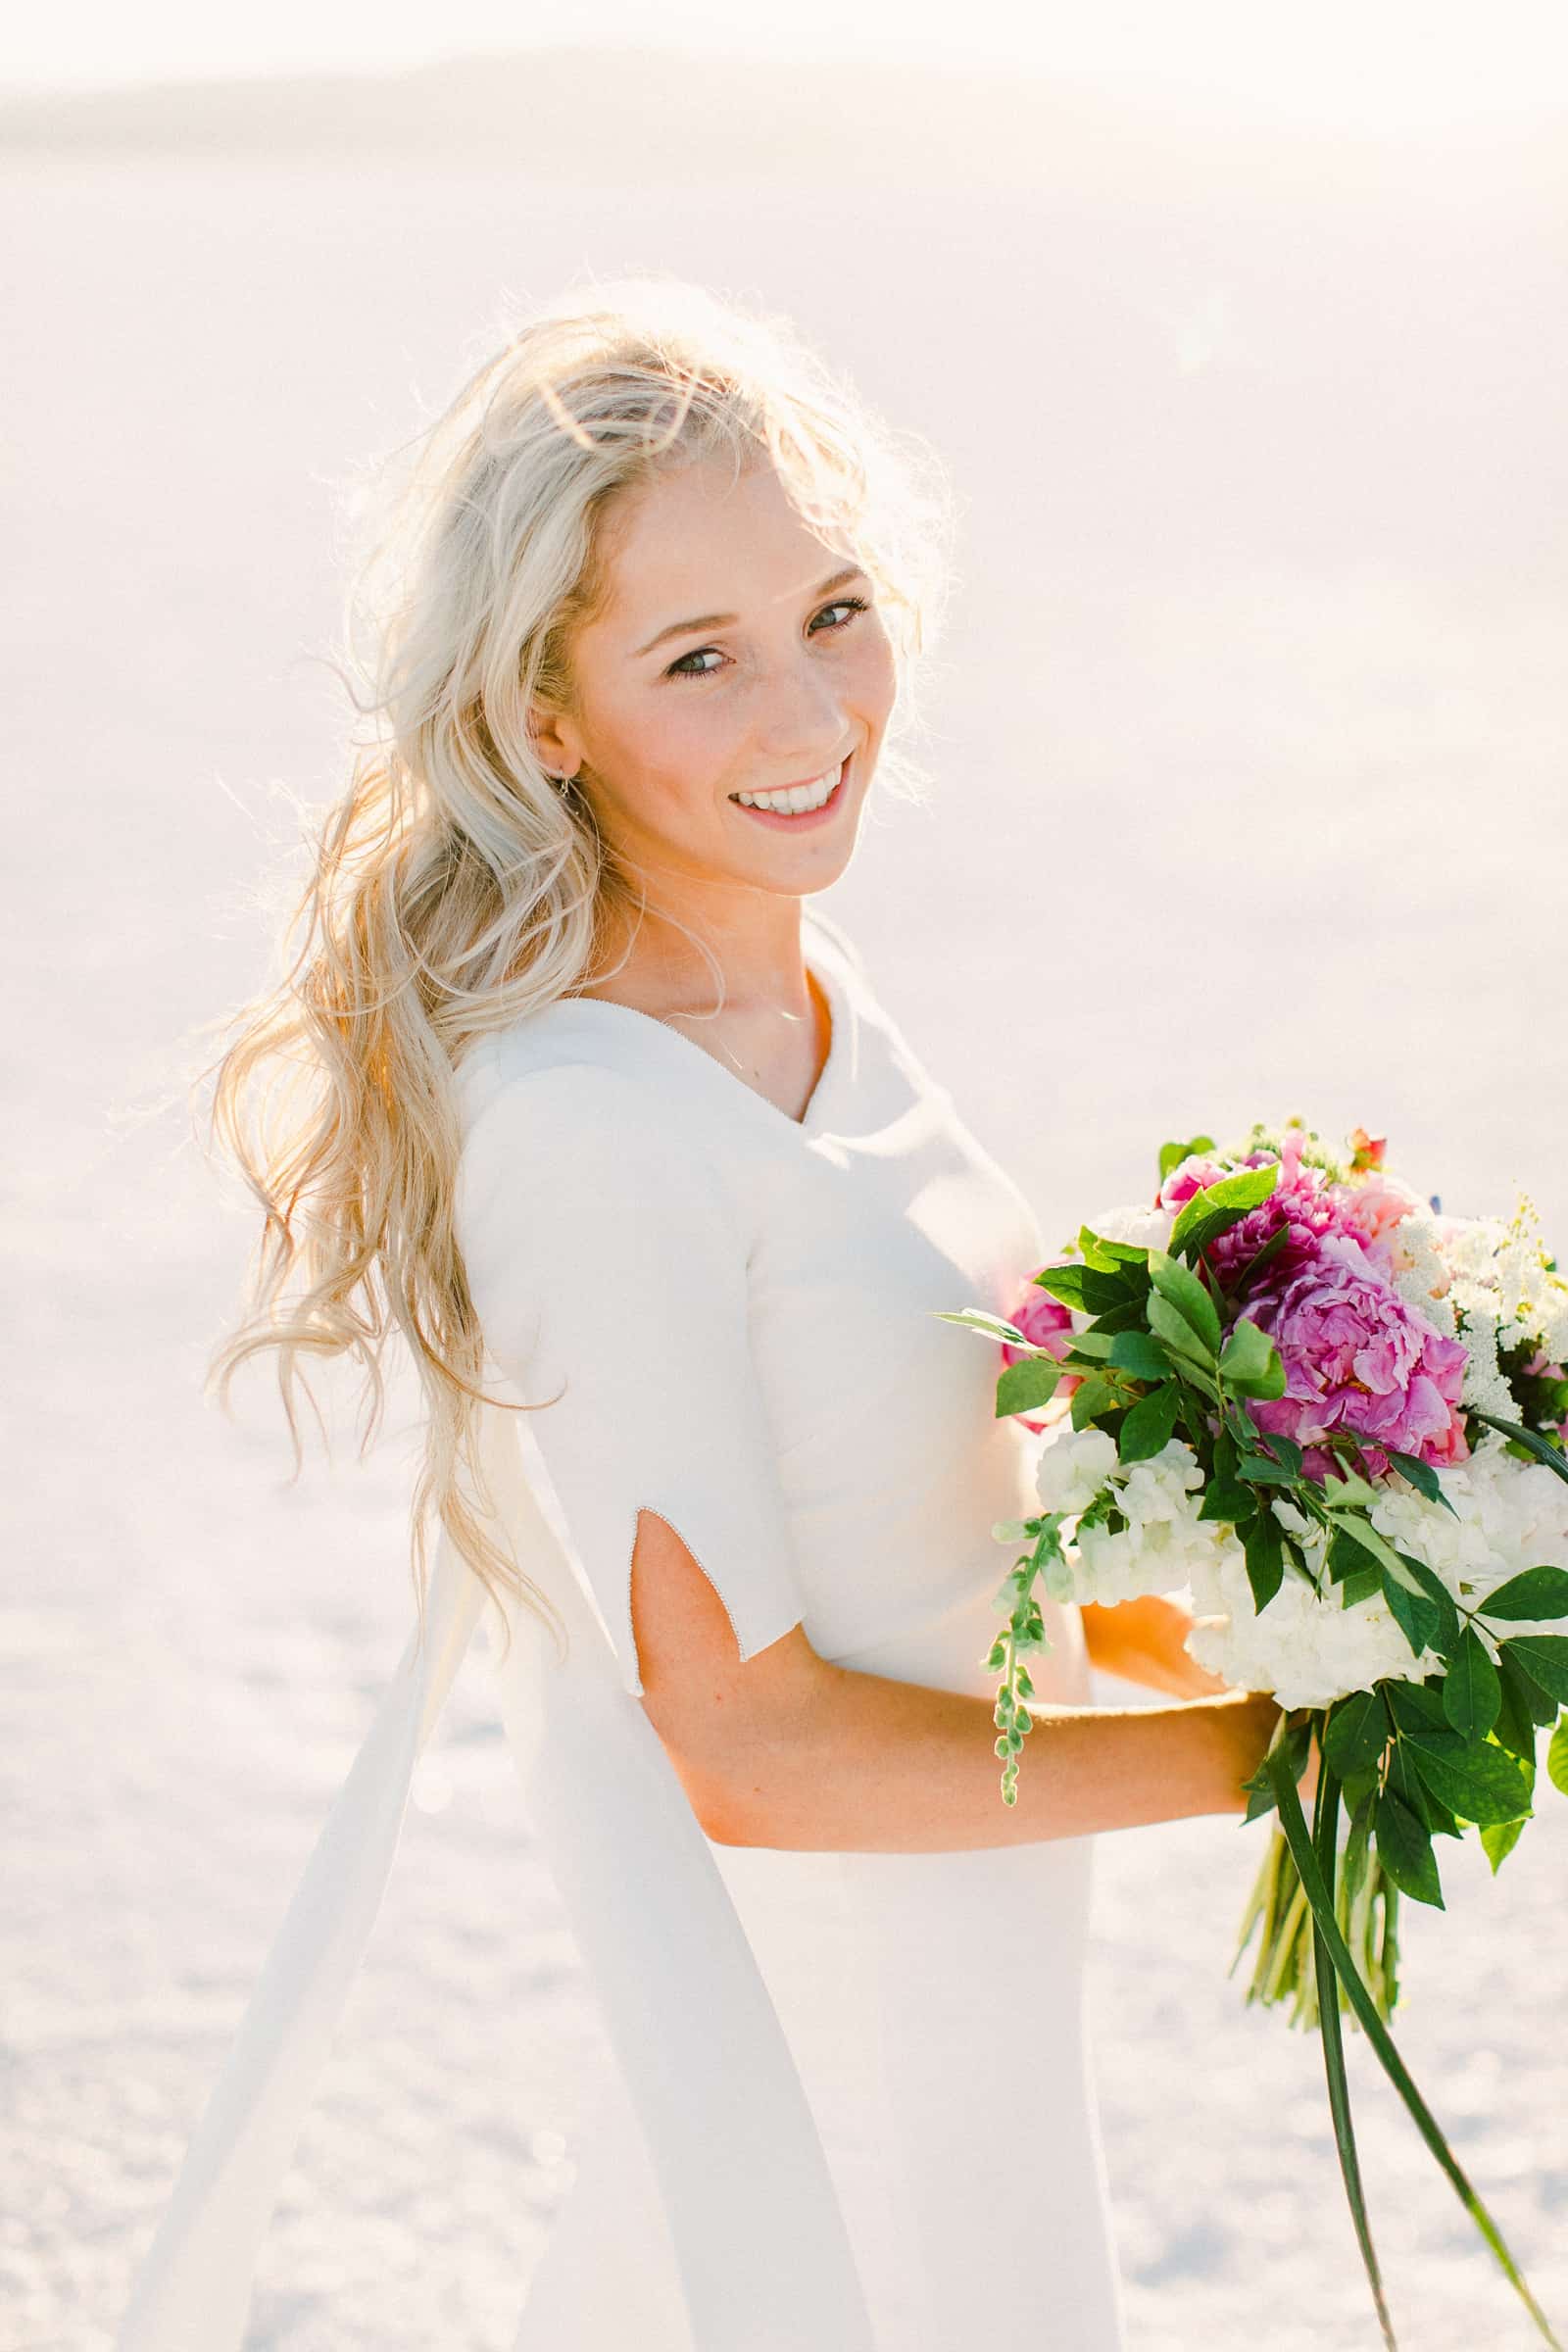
[{"left": 115, "top": 905, "right": 1127, "bottom": 2352}]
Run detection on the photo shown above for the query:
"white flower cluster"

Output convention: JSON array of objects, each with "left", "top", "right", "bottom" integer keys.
[
  {"left": 1034, "top": 1421, "right": 1568, "bottom": 1711},
  {"left": 1035, "top": 1430, "right": 1233, "bottom": 1605},
  {"left": 1432, "top": 1199, "right": 1568, "bottom": 1365}
]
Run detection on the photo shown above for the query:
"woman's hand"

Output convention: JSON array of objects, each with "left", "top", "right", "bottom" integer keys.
[
  {"left": 1078, "top": 1593, "right": 1230, "bottom": 1699},
  {"left": 1209, "top": 1690, "right": 1321, "bottom": 1817}
]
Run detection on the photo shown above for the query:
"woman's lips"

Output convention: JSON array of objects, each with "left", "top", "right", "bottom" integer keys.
[{"left": 728, "top": 757, "right": 849, "bottom": 831}]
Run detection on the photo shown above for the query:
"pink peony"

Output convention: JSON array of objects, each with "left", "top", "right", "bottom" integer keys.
[
  {"left": 1163, "top": 1131, "right": 1374, "bottom": 1298},
  {"left": 1246, "top": 1232, "right": 1471, "bottom": 1481},
  {"left": 1339, "top": 1167, "right": 1429, "bottom": 1255},
  {"left": 1002, "top": 1272, "right": 1081, "bottom": 1433}
]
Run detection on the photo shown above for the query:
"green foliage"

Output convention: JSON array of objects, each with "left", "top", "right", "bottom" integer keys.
[
  {"left": 1374, "top": 1788, "right": 1445, "bottom": 1907},
  {"left": 1547, "top": 1715, "right": 1568, "bottom": 1797},
  {"left": 1502, "top": 1635, "right": 1568, "bottom": 1703},
  {"left": 1324, "top": 1690, "right": 1392, "bottom": 1781},
  {"left": 1242, "top": 1510, "right": 1286, "bottom": 1612},
  {"left": 1480, "top": 1817, "right": 1528, "bottom": 1873},
  {"left": 1442, "top": 1629, "right": 1501, "bottom": 1741},
  {"left": 1031, "top": 1261, "right": 1126, "bottom": 1316},
  {"left": 1218, "top": 1318, "right": 1288, "bottom": 1399},
  {"left": 1105, "top": 1330, "right": 1171, "bottom": 1382},
  {"left": 1402, "top": 1732, "right": 1534, "bottom": 1828},
  {"left": 1147, "top": 1248, "right": 1223, "bottom": 1353},
  {"left": 1117, "top": 1381, "right": 1182, "bottom": 1463},
  {"left": 1167, "top": 1161, "right": 1282, "bottom": 1263},
  {"left": 1480, "top": 1566, "right": 1568, "bottom": 1622},
  {"left": 994, "top": 1357, "right": 1062, "bottom": 1418}
]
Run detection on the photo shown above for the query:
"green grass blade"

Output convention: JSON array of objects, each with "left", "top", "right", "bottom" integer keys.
[{"left": 1266, "top": 1747, "right": 1564, "bottom": 2349}]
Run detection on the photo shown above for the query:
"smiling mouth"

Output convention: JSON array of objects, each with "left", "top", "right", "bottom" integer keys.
[{"left": 728, "top": 755, "right": 850, "bottom": 819}]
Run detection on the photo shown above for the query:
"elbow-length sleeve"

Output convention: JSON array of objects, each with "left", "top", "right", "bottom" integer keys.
[{"left": 454, "top": 1054, "right": 808, "bottom": 1699}]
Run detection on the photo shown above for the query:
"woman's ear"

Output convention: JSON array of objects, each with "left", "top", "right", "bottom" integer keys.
[{"left": 527, "top": 701, "right": 583, "bottom": 783}]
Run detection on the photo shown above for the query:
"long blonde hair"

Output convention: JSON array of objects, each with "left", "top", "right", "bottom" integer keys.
[{"left": 207, "top": 274, "right": 954, "bottom": 1662}]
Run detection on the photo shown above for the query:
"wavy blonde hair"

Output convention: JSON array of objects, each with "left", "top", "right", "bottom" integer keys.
[{"left": 207, "top": 273, "right": 954, "bottom": 1664}]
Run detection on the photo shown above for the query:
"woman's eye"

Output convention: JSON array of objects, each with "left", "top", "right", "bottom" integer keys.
[
  {"left": 810, "top": 596, "right": 869, "bottom": 634},
  {"left": 662, "top": 595, "right": 870, "bottom": 682},
  {"left": 664, "top": 647, "right": 724, "bottom": 680}
]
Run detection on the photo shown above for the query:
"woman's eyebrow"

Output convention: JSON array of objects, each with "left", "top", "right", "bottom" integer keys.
[{"left": 633, "top": 565, "right": 865, "bottom": 658}]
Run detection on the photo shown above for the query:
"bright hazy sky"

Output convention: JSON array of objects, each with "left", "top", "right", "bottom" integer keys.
[{"left": 8, "top": 0, "right": 1568, "bottom": 131}]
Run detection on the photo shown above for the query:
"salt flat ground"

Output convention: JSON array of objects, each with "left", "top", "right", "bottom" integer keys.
[{"left": 5, "top": 80, "right": 1567, "bottom": 2351}]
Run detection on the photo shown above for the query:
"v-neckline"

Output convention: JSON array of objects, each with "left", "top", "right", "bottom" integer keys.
[{"left": 562, "top": 931, "right": 847, "bottom": 1136}]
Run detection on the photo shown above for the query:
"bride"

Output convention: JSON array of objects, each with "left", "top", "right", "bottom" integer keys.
[{"left": 119, "top": 276, "right": 1292, "bottom": 2350}]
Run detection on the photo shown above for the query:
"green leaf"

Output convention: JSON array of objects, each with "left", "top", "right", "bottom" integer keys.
[
  {"left": 1442, "top": 1629, "right": 1501, "bottom": 1740},
  {"left": 1385, "top": 1449, "right": 1458, "bottom": 1516},
  {"left": 1548, "top": 1715, "right": 1568, "bottom": 1797},
  {"left": 1382, "top": 1570, "right": 1441, "bottom": 1661},
  {"left": 1500, "top": 1635, "right": 1568, "bottom": 1703},
  {"left": 1498, "top": 1642, "right": 1559, "bottom": 1728},
  {"left": 1466, "top": 1406, "right": 1568, "bottom": 1490},
  {"left": 1166, "top": 1162, "right": 1282, "bottom": 1263},
  {"left": 1252, "top": 1427, "right": 1303, "bottom": 1477},
  {"left": 1480, "top": 1817, "right": 1528, "bottom": 1874},
  {"left": 1078, "top": 1224, "right": 1151, "bottom": 1269},
  {"left": 1146, "top": 1249, "right": 1223, "bottom": 1355},
  {"left": 1061, "top": 1329, "right": 1116, "bottom": 1360},
  {"left": 1236, "top": 1451, "right": 1297, "bottom": 1486},
  {"left": 995, "top": 1357, "right": 1063, "bottom": 1418},
  {"left": 1404, "top": 1733, "right": 1534, "bottom": 1827},
  {"left": 1374, "top": 1788, "right": 1446, "bottom": 1907},
  {"left": 1389, "top": 1678, "right": 1448, "bottom": 1732},
  {"left": 1242, "top": 1509, "right": 1286, "bottom": 1612},
  {"left": 1217, "top": 1317, "right": 1282, "bottom": 1393},
  {"left": 1339, "top": 1566, "right": 1383, "bottom": 1609},
  {"left": 1386, "top": 1738, "right": 1455, "bottom": 1836},
  {"left": 1117, "top": 1381, "right": 1182, "bottom": 1464},
  {"left": 1324, "top": 1689, "right": 1392, "bottom": 1781},
  {"left": 1157, "top": 1134, "right": 1216, "bottom": 1183},
  {"left": 1327, "top": 1522, "right": 1382, "bottom": 1584},
  {"left": 1491, "top": 1669, "right": 1542, "bottom": 1763},
  {"left": 932, "top": 1307, "right": 1030, "bottom": 1346},
  {"left": 1322, "top": 1465, "right": 1380, "bottom": 1511},
  {"left": 1147, "top": 1292, "right": 1216, "bottom": 1367},
  {"left": 1068, "top": 1373, "right": 1117, "bottom": 1430},
  {"left": 1032, "top": 1261, "right": 1128, "bottom": 1317},
  {"left": 1478, "top": 1566, "right": 1568, "bottom": 1622},
  {"left": 1398, "top": 1555, "right": 1463, "bottom": 1661},
  {"left": 1329, "top": 1511, "right": 1425, "bottom": 1594},
  {"left": 1105, "top": 1330, "right": 1172, "bottom": 1381}
]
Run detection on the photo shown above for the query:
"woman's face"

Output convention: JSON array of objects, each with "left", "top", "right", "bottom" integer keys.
[{"left": 533, "top": 456, "right": 898, "bottom": 904}]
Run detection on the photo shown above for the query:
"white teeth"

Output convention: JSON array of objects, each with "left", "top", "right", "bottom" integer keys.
[{"left": 734, "top": 760, "right": 844, "bottom": 813}]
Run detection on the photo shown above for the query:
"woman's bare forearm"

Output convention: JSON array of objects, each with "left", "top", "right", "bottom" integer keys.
[{"left": 703, "top": 1658, "right": 1277, "bottom": 1853}]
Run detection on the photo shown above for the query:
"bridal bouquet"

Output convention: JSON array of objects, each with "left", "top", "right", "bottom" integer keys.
[{"left": 939, "top": 1120, "right": 1567, "bottom": 2351}]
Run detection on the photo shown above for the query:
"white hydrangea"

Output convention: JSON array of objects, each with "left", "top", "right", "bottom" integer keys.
[
  {"left": 1034, "top": 1425, "right": 1120, "bottom": 1518},
  {"left": 1180, "top": 1435, "right": 1568, "bottom": 1704},
  {"left": 1184, "top": 1526, "right": 1442, "bottom": 1708}
]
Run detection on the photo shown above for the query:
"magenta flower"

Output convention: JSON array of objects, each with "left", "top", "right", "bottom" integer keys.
[
  {"left": 1245, "top": 1232, "right": 1471, "bottom": 1480},
  {"left": 1163, "top": 1131, "right": 1375, "bottom": 1298},
  {"left": 1002, "top": 1271, "right": 1081, "bottom": 1432}
]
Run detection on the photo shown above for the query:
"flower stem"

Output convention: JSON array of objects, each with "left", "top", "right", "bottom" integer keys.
[{"left": 1265, "top": 1743, "right": 1563, "bottom": 2350}]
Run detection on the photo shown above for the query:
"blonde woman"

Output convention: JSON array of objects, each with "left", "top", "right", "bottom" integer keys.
[{"left": 118, "top": 279, "right": 1285, "bottom": 2351}]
